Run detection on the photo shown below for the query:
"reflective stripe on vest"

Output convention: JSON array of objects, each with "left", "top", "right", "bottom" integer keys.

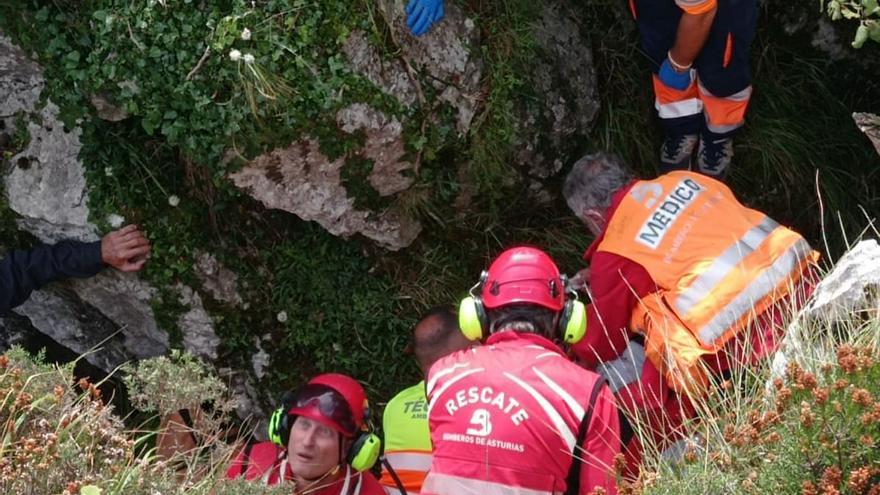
[
  {"left": 385, "top": 451, "right": 433, "bottom": 472},
  {"left": 674, "top": 216, "right": 780, "bottom": 318},
  {"left": 697, "top": 237, "right": 814, "bottom": 346},
  {"left": 381, "top": 382, "right": 432, "bottom": 494},
  {"left": 383, "top": 487, "right": 415, "bottom": 495},
  {"left": 595, "top": 341, "right": 646, "bottom": 393},
  {"left": 422, "top": 472, "right": 558, "bottom": 495},
  {"left": 598, "top": 172, "right": 818, "bottom": 352},
  {"left": 503, "top": 371, "right": 578, "bottom": 452},
  {"left": 427, "top": 366, "right": 486, "bottom": 414}
]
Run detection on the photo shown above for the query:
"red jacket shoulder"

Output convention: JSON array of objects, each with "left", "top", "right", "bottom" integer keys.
[{"left": 225, "top": 441, "right": 283, "bottom": 481}]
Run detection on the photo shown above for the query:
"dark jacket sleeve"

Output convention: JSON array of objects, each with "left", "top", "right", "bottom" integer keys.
[{"left": 0, "top": 240, "right": 104, "bottom": 314}]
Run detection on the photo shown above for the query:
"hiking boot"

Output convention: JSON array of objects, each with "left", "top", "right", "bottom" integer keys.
[
  {"left": 697, "top": 134, "right": 734, "bottom": 179},
  {"left": 659, "top": 133, "right": 698, "bottom": 174}
]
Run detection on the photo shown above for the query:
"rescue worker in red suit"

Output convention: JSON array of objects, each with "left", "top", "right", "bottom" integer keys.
[
  {"left": 222, "top": 373, "right": 387, "bottom": 494},
  {"left": 423, "top": 246, "right": 621, "bottom": 495},
  {"left": 561, "top": 152, "right": 819, "bottom": 475},
  {"left": 635, "top": 0, "right": 757, "bottom": 178}
]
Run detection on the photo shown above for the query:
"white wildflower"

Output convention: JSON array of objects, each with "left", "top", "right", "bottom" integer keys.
[
  {"left": 241, "top": 28, "right": 252, "bottom": 41},
  {"left": 243, "top": 53, "right": 255, "bottom": 64},
  {"left": 168, "top": 195, "right": 180, "bottom": 207},
  {"left": 229, "top": 49, "right": 242, "bottom": 62},
  {"left": 276, "top": 311, "right": 288, "bottom": 323},
  {"left": 106, "top": 214, "right": 125, "bottom": 229},
  {"left": 104, "top": 166, "right": 114, "bottom": 177},
  {"left": 332, "top": 343, "right": 342, "bottom": 353}
]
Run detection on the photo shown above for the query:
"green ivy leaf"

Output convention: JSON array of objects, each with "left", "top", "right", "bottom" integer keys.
[
  {"left": 81, "top": 486, "right": 102, "bottom": 495},
  {"left": 853, "top": 24, "right": 869, "bottom": 47},
  {"left": 868, "top": 20, "right": 880, "bottom": 41}
]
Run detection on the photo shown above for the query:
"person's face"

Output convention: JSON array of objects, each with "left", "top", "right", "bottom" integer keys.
[{"left": 287, "top": 416, "right": 341, "bottom": 480}]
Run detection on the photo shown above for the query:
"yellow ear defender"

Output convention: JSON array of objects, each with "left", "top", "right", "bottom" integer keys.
[
  {"left": 348, "top": 431, "right": 381, "bottom": 472},
  {"left": 348, "top": 400, "right": 381, "bottom": 472},
  {"left": 458, "top": 271, "right": 490, "bottom": 341},
  {"left": 558, "top": 274, "right": 587, "bottom": 344}
]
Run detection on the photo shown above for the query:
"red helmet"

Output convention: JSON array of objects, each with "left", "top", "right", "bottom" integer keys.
[
  {"left": 481, "top": 246, "right": 565, "bottom": 311},
  {"left": 287, "top": 373, "right": 367, "bottom": 438}
]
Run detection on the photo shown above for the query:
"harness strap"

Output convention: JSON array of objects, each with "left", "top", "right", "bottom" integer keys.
[
  {"left": 564, "top": 378, "right": 607, "bottom": 495},
  {"left": 381, "top": 456, "right": 409, "bottom": 495}
]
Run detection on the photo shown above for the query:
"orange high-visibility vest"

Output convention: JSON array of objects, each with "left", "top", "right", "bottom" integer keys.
[{"left": 597, "top": 171, "right": 819, "bottom": 395}]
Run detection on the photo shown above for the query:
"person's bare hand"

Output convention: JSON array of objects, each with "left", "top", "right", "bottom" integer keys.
[
  {"left": 568, "top": 267, "right": 591, "bottom": 292},
  {"left": 101, "top": 224, "right": 150, "bottom": 272}
]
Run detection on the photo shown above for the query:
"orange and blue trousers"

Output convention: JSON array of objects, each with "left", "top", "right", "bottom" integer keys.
[{"left": 630, "top": 0, "right": 757, "bottom": 138}]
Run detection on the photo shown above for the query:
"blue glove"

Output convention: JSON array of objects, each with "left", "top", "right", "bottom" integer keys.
[
  {"left": 658, "top": 58, "right": 692, "bottom": 91},
  {"left": 406, "top": 0, "right": 445, "bottom": 37}
]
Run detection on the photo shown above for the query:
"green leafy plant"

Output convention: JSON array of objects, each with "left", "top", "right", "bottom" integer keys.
[
  {"left": 0, "top": 347, "right": 293, "bottom": 494},
  {"left": 822, "top": 0, "right": 880, "bottom": 48}
]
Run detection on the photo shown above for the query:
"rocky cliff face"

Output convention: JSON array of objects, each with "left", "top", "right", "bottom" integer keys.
[
  {"left": 232, "top": 0, "right": 602, "bottom": 237},
  {"left": 0, "top": 32, "right": 223, "bottom": 390},
  {"left": 1, "top": 0, "right": 601, "bottom": 425}
]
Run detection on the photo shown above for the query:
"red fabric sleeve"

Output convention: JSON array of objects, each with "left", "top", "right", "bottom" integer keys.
[
  {"left": 356, "top": 471, "right": 391, "bottom": 495},
  {"left": 225, "top": 446, "right": 248, "bottom": 479},
  {"left": 572, "top": 251, "right": 657, "bottom": 369},
  {"left": 578, "top": 385, "right": 621, "bottom": 495}
]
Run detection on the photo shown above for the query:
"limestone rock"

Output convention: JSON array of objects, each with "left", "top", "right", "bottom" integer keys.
[
  {"left": 2, "top": 33, "right": 94, "bottom": 242},
  {"left": 336, "top": 103, "right": 415, "bottom": 197},
  {"left": 194, "top": 250, "right": 243, "bottom": 307},
  {"left": 71, "top": 271, "right": 168, "bottom": 360},
  {"left": 0, "top": 33, "right": 43, "bottom": 118},
  {"left": 770, "top": 240, "right": 880, "bottom": 381},
  {"left": 10, "top": 286, "right": 131, "bottom": 372},
  {"left": 176, "top": 284, "right": 221, "bottom": 361},
  {"left": 806, "top": 239, "right": 880, "bottom": 322},
  {"left": 515, "top": 3, "right": 600, "bottom": 180},
  {"left": 378, "top": 0, "right": 483, "bottom": 133},
  {"left": 853, "top": 112, "right": 880, "bottom": 157},
  {"left": 4, "top": 101, "right": 96, "bottom": 243},
  {"left": 342, "top": 30, "right": 418, "bottom": 107},
  {"left": 251, "top": 336, "right": 271, "bottom": 380},
  {"left": 1, "top": 33, "right": 170, "bottom": 372},
  {"left": 229, "top": 137, "right": 422, "bottom": 250}
]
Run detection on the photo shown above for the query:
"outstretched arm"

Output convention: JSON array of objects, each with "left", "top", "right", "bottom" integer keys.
[
  {"left": 1, "top": 240, "right": 102, "bottom": 313},
  {"left": 656, "top": 2, "right": 716, "bottom": 91},
  {"left": 0, "top": 224, "right": 150, "bottom": 314},
  {"left": 669, "top": 1, "right": 717, "bottom": 69}
]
